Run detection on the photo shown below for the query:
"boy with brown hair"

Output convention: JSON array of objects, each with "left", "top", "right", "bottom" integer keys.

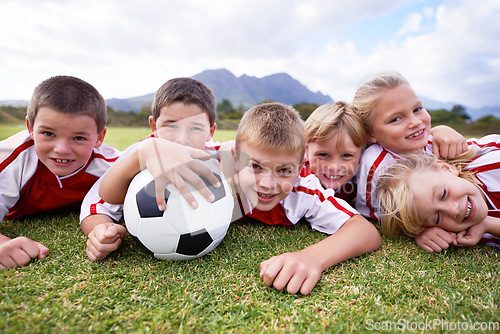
[
  {"left": 80, "top": 77, "right": 220, "bottom": 262},
  {"left": 0, "top": 75, "right": 120, "bottom": 269}
]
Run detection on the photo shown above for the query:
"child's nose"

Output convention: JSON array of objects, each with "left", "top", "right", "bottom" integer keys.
[
  {"left": 54, "top": 139, "right": 71, "bottom": 153},
  {"left": 258, "top": 171, "right": 276, "bottom": 190}
]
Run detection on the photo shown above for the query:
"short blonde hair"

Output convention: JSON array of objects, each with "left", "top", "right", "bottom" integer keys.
[
  {"left": 352, "top": 71, "right": 409, "bottom": 132},
  {"left": 304, "top": 101, "right": 367, "bottom": 150},
  {"left": 235, "top": 102, "right": 305, "bottom": 162},
  {"left": 375, "top": 151, "right": 479, "bottom": 236}
]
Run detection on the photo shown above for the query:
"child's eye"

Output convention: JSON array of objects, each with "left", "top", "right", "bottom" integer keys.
[
  {"left": 389, "top": 116, "right": 401, "bottom": 123},
  {"left": 278, "top": 168, "right": 293, "bottom": 175},
  {"left": 435, "top": 212, "right": 441, "bottom": 225},
  {"left": 165, "top": 124, "right": 177, "bottom": 129},
  {"left": 441, "top": 188, "right": 447, "bottom": 201},
  {"left": 250, "top": 163, "right": 261, "bottom": 171},
  {"left": 74, "top": 136, "right": 87, "bottom": 141},
  {"left": 42, "top": 131, "right": 55, "bottom": 137},
  {"left": 317, "top": 153, "right": 329, "bottom": 159},
  {"left": 341, "top": 153, "right": 353, "bottom": 159},
  {"left": 414, "top": 107, "right": 424, "bottom": 113},
  {"left": 190, "top": 126, "right": 203, "bottom": 131}
]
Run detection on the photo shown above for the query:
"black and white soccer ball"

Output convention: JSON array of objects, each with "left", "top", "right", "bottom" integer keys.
[{"left": 123, "top": 158, "right": 234, "bottom": 260}]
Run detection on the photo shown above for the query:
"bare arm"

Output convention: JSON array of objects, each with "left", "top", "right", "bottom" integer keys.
[
  {"left": 259, "top": 215, "right": 381, "bottom": 295},
  {"left": 99, "top": 138, "right": 219, "bottom": 209}
]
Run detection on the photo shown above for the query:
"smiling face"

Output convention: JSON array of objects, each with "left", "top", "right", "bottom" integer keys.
[
  {"left": 305, "top": 132, "right": 362, "bottom": 190},
  {"left": 408, "top": 164, "right": 488, "bottom": 232},
  {"left": 234, "top": 142, "right": 302, "bottom": 212},
  {"left": 27, "top": 106, "right": 105, "bottom": 177},
  {"left": 150, "top": 101, "right": 216, "bottom": 150},
  {"left": 369, "top": 83, "right": 431, "bottom": 154}
]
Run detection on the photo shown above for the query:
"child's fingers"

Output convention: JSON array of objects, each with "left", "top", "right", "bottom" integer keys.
[{"left": 35, "top": 242, "right": 49, "bottom": 259}]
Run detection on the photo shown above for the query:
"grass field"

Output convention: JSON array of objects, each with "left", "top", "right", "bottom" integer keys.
[{"left": 1, "top": 124, "right": 499, "bottom": 333}]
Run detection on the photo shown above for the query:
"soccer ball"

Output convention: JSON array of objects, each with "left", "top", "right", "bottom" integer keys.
[{"left": 123, "top": 158, "right": 234, "bottom": 260}]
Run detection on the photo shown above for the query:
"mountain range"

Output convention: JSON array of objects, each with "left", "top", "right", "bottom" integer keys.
[{"left": 1, "top": 69, "right": 499, "bottom": 120}]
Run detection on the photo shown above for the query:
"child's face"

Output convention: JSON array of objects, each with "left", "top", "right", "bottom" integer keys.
[
  {"left": 27, "top": 106, "right": 105, "bottom": 177},
  {"left": 305, "top": 133, "right": 362, "bottom": 190},
  {"left": 369, "top": 84, "right": 431, "bottom": 154},
  {"left": 408, "top": 164, "right": 488, "bottom": 232},
  {"left": 150, "top": 102, "right": 216, "bottom": 150},
  {"left": 234, "top": 142, "right": 302, "bottom": 212}
]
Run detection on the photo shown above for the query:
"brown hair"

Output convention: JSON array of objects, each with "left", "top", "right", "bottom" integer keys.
[
  {"left": 27, "top": 76, "right": 107, "bottom": 132},
  {"left": 151, "top": 78, "right": 216, "bottom": 126}
]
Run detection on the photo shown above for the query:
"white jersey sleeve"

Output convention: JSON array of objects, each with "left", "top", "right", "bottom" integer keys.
[
  {"left": 282, "top": 173, "right": 358, "bottom": 234},
  {"left": 0, "top": 131, "right": 38, "bottom": 221},
  {"left": 79, "top": 142, "right": 138, "bottom": 224}
]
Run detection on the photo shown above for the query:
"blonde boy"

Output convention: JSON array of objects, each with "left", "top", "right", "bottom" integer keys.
[{"left": 230, "top": 103, "right": 381, "bottom": 294}]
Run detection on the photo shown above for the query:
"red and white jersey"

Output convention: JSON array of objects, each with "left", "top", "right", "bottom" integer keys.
[
  {"left": 464, "top": 134, "right": 500, "bottom": 248},
  {"left": 0, "top": 130, "right": 120, "bottom": 221},
  {"left": 241, "top": 172, "right": 358, "bottom": 235},
  {"left": 355, "top": 138, "right": 434, "bottom": 220},
  {"left": 79, "top": 137, "right": 222, "bottom": 224}
]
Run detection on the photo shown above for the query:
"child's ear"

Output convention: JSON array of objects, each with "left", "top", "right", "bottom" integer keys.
[
  {"left": 26, "top": 116, "right": 34, "bottom": 139},
  {"left": 436, "top": 160, "right": 459, "bottom": 176},
  {"left": 206, "top": 123, "right": 217, "bottom": 142},
  {"left": 368, "top": 132, "right": 377, "bottom": 144},
  {"left": 94, "top": 128, "right": 107, "bottom": 148},
  {"left": 149, "top": 116, "right": 158, "bottom": 137}
]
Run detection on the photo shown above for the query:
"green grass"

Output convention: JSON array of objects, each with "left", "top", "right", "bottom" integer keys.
[
  {"left": 0, "top": 123, "right": 235, "bottom": 150},
  {"left": 1, "top": 124, "right": 499, "bottom": 332},
  {"left": 0, "top": 213, "right": 499, "bottom": 333}
]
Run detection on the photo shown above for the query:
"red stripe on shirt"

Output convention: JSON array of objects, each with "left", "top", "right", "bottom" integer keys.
[
  {"left": 366, "top": 150, "right": 388, "bottom": 220},
  {"left": 293, "top": 185, "right": 355, "bottom": 217},
  {"left": 0, "top": 139, "right": 34, "bottom": 173},
  {"left": 90, "top": 198, "right": 105, "bottom": 215}
]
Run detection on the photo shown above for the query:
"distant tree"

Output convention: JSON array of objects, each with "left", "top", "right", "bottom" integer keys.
[
  {"left": 450, "top": 105, "right": 470, "bottom": 120},
  {"left": 294, "top": 102, "right": 319, "bottom": 120},
  {"left": 217, "top": 98, "right": 235, "bottom": 114},
  {"left": 429, "top": 105, "right": 468, "bottom": 125}
]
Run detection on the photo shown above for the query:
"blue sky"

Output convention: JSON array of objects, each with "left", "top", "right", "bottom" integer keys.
[{"left": 0, "top": 0, "right": 499, "bottom": 109}]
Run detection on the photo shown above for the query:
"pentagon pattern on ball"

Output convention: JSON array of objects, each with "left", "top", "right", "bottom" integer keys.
[
  {"left": 123, "top": 158, "right": 234, "bottom": 261},
  {"left": 136, "top": 179, "right": 170, "bottom": 218}
]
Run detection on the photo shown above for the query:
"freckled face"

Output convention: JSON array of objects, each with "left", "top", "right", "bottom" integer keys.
[
  {"left": 27, "top": 107, "right": 105, "bottom": 177},
  {"left": 235, "top": 143, "right": 302, "bottom": 211},
  {"left": 369, "top": 84, "right": 431, "bottom": 154},
  {"left": 305, "top": 132, "right": 362, "bottom": 190}
]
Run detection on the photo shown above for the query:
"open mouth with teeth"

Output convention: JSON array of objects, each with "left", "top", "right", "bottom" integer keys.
[
  {"left": 324, "top": 173, "right": 344, "bottom": 180},
  {"left": 257, "top": 191, "right": 277, "bottom": 202},
  {"left": 407, "top": 129, "right": 424, "bottom": 139},
  {"left": 51, "top": 158, "right": 74, "bottom": 164},
  {"left": 464, "top": 198, "right": 472, "bottom": 221}
]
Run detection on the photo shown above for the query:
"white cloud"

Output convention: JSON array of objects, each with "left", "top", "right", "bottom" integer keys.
[{"left": 0, "top": 0, "right": 498, "bottom": 109}]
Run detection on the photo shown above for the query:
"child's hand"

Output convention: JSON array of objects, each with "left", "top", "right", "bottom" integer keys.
[
  {"left": 414, "top": 226, "right": 457, "bottom": 252},
  {"left": 139, "top": 138, "right": 221, "bottom": 210},
  {"left": 259, "top": 251, "right": 322, "bottom": 295},
  {"left": 456, "top": 221, "right": 488, "bottom": 247},
  {"left": 0, "top": 237, "right": 49, "bottom": 269},
  {"left": 86, "top": 223, "right": 127, "bottom": 262},
  {"left": 430, "top": 125, "right": 468, "bottom": 159}
]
